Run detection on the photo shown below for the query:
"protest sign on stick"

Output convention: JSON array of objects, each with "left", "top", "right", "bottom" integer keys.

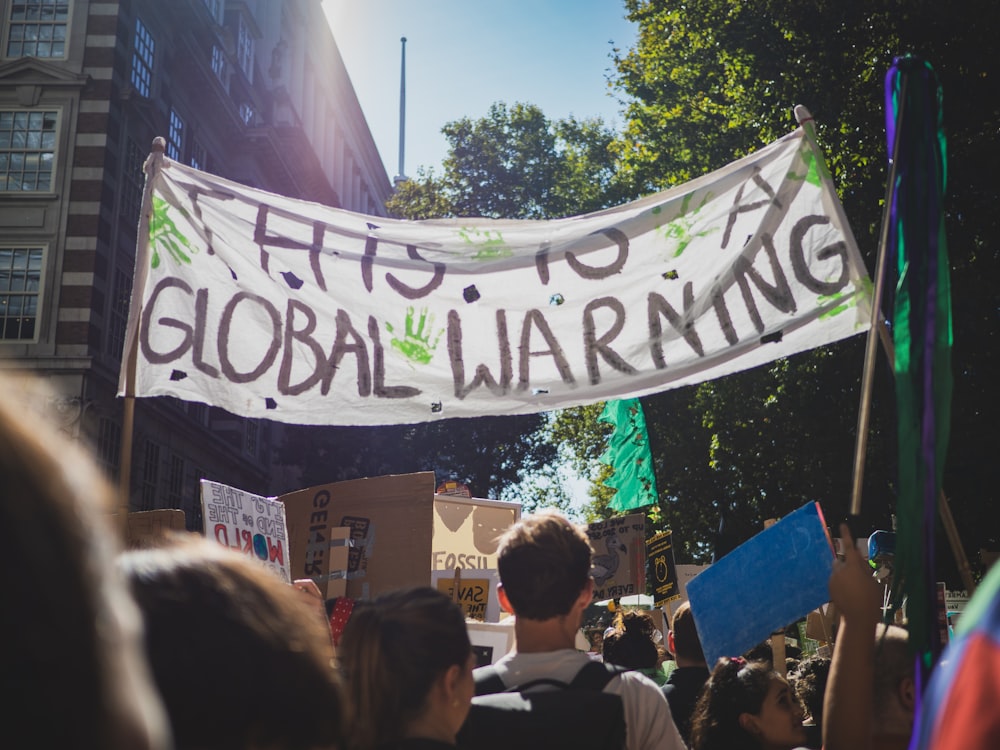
[
  {"left": 686, "top": 502, "right": 834, "bottom": 665},
  {"left": 200, "top": 479, "right": 290, "bottom": 582},
  {"left": 587, "top": 513, "right": 646, "bottom": 601},
  {"left": 647, "top": 530, "right": 680, "bottom": 608}
]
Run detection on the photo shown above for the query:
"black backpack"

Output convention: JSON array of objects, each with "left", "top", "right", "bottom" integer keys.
[{"left": 456, "top": 660, "right": 627, "bottom": 750}]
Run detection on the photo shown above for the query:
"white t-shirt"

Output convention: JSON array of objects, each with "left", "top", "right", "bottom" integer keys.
[{"left": 491, "top": 649, "right": 688, "bottom": 750}]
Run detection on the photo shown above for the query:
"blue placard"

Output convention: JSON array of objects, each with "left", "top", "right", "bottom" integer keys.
[{"left": 686, "top": 502, "right": 834, "bottom": 666}]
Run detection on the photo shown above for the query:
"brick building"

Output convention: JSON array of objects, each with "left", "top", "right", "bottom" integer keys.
[{"left": 0, "top": 0, "right": 391, "bottom": 524}]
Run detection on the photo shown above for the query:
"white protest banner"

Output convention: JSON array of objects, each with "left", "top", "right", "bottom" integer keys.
[
  {"left": 121, "top": 128, "right": 870, "bottom": 425},
  {"left": 200, "top": 479, "right": 291, "bottom": 582}
]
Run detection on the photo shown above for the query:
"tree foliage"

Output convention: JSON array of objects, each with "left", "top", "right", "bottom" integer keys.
[
  {"left": 387, "top": 102, "right": 627, "bottom": 219},
  {"left": 552, "top": 0, "right": 998, "bottom": 575}
]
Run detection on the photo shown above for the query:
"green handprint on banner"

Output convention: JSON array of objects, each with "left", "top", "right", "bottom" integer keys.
[
  {"left": 459, "top": 227, "right": 512, "bottom": 260},
  {"left": 149, "top": 196, "right": 197, "bottom": 268},
  {"left": 654, "top": 192, "right": 719, "bottom": 257},
  {"left": 818, "top": 277, "right": 873, "bottom": 322},
  {"left": 386, "top": 307, "right": 444, "bottom": 365},
  {"left": 788, "top": 141, "right": 832, "bottom": 187}
]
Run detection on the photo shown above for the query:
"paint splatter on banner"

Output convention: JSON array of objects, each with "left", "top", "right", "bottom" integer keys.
[{"left": 121, "top": 127, "right": 870, "bottom": 425}]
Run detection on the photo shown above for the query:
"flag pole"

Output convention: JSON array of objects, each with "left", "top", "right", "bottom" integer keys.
[
  {"left": 116, "top": 136, "right": 166, "bottom": 537},
  {"left": 814, "top": 86, "right": 904, "bottom": 517}
]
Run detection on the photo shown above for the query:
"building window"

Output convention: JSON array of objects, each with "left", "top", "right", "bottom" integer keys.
[
  {"left": 130, "top": 17, "right": 154, "bottom": 98},
  {"left": 239, "top": 102, "right": 254, "bottom": 126},
  {"left": 210, "top": 44, "right": 228, "bottom": 89},
  {"left": 202, "top": 0, "right": 222, "bottom": 24},
  {"left": 244, "top": 419, "right": 259, "bottom": 458},
  {"left": 237, "top": 14, "right": 254, "bottom": 83},
  {"left": 97, "top": 416, "right": 122, "bottom": 478},
  {"left": 140, "top": 439, "right": 160, "bottom": 510},
  {"left": 0, "top": 110, "right": 57, "bottom": 192},
  {"left": 167, "top": 453, "right": 185, "bottom": 507},
  {"left": 106, "top": 265, "right": 131, "bottom": 359},
  {"left": 0, "top": 247, "right": 43, "bottom": 340},
  {"left": 167, "top": 109, "right": 184, "bottom": 160},
  {"left": 119, "top": 136, "right": 144, "bottom": 229},
  {"left": 6, "top": 0, "right": 70, "bottom": 58},
  {"left": 190, "top": 139, "right": 206, "bottom": 171},
  {"left": 187, "top": 401, "right": 209, "bottom": 427}
]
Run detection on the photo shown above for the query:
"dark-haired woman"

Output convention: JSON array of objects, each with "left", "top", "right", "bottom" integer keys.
[
  {"left": 339, "top": 587, "right": 475, "bottom": 750},
  {"left": 602, "top": 608, "right": 667, "bottom": 685},
  {"left": 690, "top": 657, "right": 807, "bottom": 750}
]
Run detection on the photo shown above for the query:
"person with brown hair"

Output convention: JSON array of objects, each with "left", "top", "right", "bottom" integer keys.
[
  {"left": 121, "top": 537, "right": 345, "bottom": 750},
  {"left": 603, "top": 609, "right": 660, "bottom": 670},
  {"left": 661, "top": 600, "right": 710, "bottom": 744},
  {"left": 463, "top": 510, "right": 685, "bottom": 750},
  {"left": 0, "top": 374, "right": 169, "bottom": 750},
  {"left": 338, "top": 587, "right": 474, "bottom": 750},
  {"left": 690, "top": 657, "right": 807, "bottom": 750}
]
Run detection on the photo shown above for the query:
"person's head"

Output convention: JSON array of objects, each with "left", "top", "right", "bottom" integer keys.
[
  {"left": 669, "top": 600, "right": 707, "bottom": 666},
  {"left": 691, "top": 657, "right": 806, "bottom": 750},
  {"left": 872, "top": 624, "right": 915, "bottom": 734},
  {"left": 0, "top": 374, "right": 169, "bottom": 750},
  {"left": 791, "top": 655, "right": 830, "bottom": 726},
  {"left": 602, "top": 608, "right": 660, "bottom": 670},
  {"left": 338, "top": 587, "right": 473, "bottom": 749},
  {"left": 120, "top": 537, "right": 344, "bottom": 750},
  {"left": 496, "top": 510, "right": 593, "bottom": 620}
]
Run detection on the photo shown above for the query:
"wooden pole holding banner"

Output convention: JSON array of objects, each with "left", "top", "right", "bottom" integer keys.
[
  {"left": 116, "top": 137, "right": 166, "bottom": 538},
  {"left": 801, "top": 94, "right": 975, "bottom": 594}
]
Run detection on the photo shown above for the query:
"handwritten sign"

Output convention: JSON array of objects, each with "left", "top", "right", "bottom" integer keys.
[
  {"left": 647, "top": 530, "right": 680, "bottom": 607},
  {"left": 432, "top": 569, "right": 500, "bottom": 622},
  {"left": 432, "top": 495, "right": 520, "bottom": 573},
  {"left": 587, "top": 513, "right": 646, "bottom": 601},
  {"left": 121, "top": 129, "right": 870, "bottom": 426},
  {"left": 200, "top": 479, "right": 290, "bottom": 582}
]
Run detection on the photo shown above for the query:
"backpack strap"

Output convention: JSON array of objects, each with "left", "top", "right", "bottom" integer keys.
[
  {"left": 569, "top": 661, "right": 627, "bottom": 691},
  {"left": 475, "top": 660, "right": 625, "bottom": 696},
  {"left": 473, "top": 665, "right": 508, "bottom": 696}
]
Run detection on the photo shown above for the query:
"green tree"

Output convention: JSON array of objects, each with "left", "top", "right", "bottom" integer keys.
[
  {"left": 387, "top": 102, "right": 627, "bottom": 219},
  {"left": 556, "top": 0, "right": 998, "bottom": 575}
]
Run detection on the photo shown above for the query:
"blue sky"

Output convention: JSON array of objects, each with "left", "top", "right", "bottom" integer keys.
[{"left": 322, "top": 0, "right": 638, "bottom": 179}]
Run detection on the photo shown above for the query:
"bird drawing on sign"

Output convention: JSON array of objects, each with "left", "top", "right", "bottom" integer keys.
[{"left": 592, "top": 534, "right": 628, "bottom": 588}]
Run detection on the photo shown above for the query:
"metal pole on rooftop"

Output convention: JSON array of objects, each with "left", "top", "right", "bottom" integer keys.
[{"left": 394, "top": 36, "right": 407, "bottom": 185}]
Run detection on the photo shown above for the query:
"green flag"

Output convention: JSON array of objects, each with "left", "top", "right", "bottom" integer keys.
[{"left": 599, "top": 399, "right": 658, "bottom": 512}]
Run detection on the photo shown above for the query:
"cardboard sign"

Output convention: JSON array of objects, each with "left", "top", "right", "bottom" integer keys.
[
  {"left": 281, "top": 472, "right": 435, "bottom": 600},
  {"left": 200, "top": 479, "right": 291, "bottom": 582},
  {"left": 126, "top": 509, "right": 187, "bottom": 549},
  {"left": 587, "top": 513, "right": 646, "bottom": 601},
  {"left": 686, "top": 502, "right": 834, "bottom": 665},
  {"left": 432, "top": 568, "right": 500, "bottom": 622},
  {"left": 432, "top": 495, "right": 520, "bottom": 572},
  {"left": 647, "top": 530, "right": 680, "bottom": 607}
]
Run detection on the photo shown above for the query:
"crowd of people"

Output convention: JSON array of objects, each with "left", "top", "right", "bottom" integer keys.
[{"left": 2, "top": 372, "right": 993, "bottom": 749}]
